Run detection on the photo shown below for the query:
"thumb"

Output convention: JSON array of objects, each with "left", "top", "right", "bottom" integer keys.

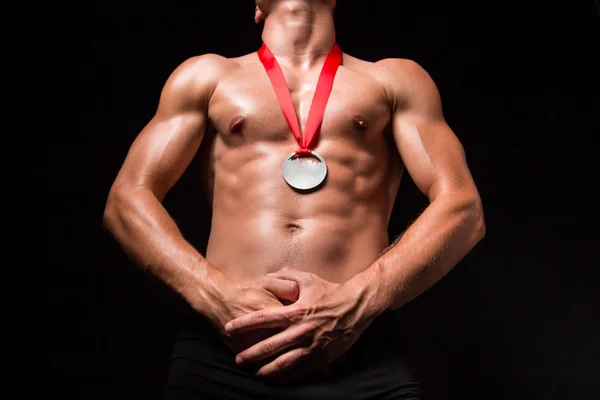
[
  {"left": 267, "top": 268, "right": 312, "bottom": 286},
  {"left": 266, "top": 266, "right": 297, "bottom": 279},
  {"left": 261, "top": 276, "right": 300, "bottom": 303}
]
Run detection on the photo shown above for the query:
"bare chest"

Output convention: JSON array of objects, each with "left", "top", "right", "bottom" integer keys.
[{"left": 207, "top": 65, "right": 391, "bottom": 147}]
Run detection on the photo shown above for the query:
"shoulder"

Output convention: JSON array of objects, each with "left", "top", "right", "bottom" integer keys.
[
  {"left": 372, "top": 58, "right": 436, "bottom": 92},
  {"left": 373, "top": 58, "right": 427, "bottom": 75},
  {"left": 340, "top": 55, "right": 437, "bottom": 103},
  {"left": 161, "top": 53, "right": 242, "bottom": 105},
  {"left": 166, "top": 54, "right": 237, "bottom": 91},
  {"left": 342, "top": 54, "right": 427, "bottom": 79},
  {"left": 369, "top": 58, "right": 441, "bottom": 110}
]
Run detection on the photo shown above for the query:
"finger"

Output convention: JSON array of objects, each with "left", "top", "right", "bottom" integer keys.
[
  {"left": 260, "top": 276, "right": 299, "bottom": 303},
  {"left": 236, "top": 324, "right": 313, "bottom": 364},
  {"left": 225, "top": 305, "right": 301, "bottom": 333},
  {"left": 266, "top": 268, "right": 310, "bottom": 285},
  {"left": 255, "top": 347, "right": 311, "bottom": 377}
]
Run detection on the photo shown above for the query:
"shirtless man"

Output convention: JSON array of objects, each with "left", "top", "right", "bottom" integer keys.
[{"left": 103, "top": 0, "right": 485, "bottom": 398}]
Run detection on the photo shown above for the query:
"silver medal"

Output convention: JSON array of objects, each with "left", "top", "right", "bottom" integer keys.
[{"left": 281, "top": 151, "right": 327, "bottom": 191}]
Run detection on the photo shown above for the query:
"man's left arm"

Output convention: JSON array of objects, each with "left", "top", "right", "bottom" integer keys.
[{"left": 351, "top": 58, "right": 486, "bottom": 316}]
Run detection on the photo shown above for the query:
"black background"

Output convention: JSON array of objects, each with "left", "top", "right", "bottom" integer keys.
[{"left": 49, "top": 1, "right": 599, "bottom": 399}]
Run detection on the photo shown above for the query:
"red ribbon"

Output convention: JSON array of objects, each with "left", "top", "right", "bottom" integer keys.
[{"left": 258, "top": 43, "right": 343, "bottom": 155}]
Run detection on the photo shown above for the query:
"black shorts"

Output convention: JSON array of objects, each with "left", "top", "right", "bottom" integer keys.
[{"left": 163, "top": 311, "right": 424, "bottom": 400}]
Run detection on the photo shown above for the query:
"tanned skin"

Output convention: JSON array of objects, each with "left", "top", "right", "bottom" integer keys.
[{"left": 103, "top": 0, "right": 485, "bottom": 382}]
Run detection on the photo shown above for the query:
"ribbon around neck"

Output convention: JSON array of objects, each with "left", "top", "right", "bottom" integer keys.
[{"left": 258, "top": 43, "right": 343, "bottom": 155}]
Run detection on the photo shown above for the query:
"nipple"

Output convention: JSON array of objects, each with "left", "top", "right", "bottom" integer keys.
[
  {"left": 352, "top": 115, "right": 369, "bottom": 131},
  {"left": 229, "top": 116, "right": 246, "bottom": 133}
]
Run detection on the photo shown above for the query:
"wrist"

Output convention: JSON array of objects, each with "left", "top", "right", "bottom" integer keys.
[
  {"left": 347, "top": 262, "right": 392, "bottom": 321},
  {"left": 180, "top": 258, "right": 229, "bottom": 314}
]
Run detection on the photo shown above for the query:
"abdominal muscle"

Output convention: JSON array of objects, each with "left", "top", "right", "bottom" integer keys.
[{"left": 204, "top": 139, "right": 393, "bottom": 284}]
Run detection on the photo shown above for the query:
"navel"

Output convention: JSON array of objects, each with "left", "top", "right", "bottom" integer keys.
[
  {"left": 229, "top": 116, "right": 246, "bottom": 133},
  {"left": 352, "top": 115, "right": 369, "bottom": 131},
  {"left": 286, "top": 222, "right": 303, "bottom": 233}
]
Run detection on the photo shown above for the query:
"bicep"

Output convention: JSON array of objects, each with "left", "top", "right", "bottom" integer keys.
[
  {"left": 111, "top": 56, "right": 219, "bottom": 200},
  {"left": 393, "top": 116, "right": 473, "bottom": 200},
  {"left": 115, "top": 110, "right": 206, "bottom": 200},
  {"left": 390, "top": 60, "right": 475, "bottom": 200}
]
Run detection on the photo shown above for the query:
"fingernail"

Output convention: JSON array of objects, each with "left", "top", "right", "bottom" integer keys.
[
  {"left": 224, "top": 323, "right": 232, "bottom": 332},
  {"left": 235, "top": 355, "right": 243, "bottom": 364}
]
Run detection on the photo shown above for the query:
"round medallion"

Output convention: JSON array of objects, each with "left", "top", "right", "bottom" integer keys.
[{"left": 281, "top": 151, "right": 327, "bottom": 191}]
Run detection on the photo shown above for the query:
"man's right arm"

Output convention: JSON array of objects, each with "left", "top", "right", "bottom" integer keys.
[{"left": 103, "top": 54, "right": 230, "bottom": 315}]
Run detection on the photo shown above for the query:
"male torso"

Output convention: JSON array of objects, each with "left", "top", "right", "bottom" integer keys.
[{"left": 200, "top": 52, "right": 405, "bottom": 283}]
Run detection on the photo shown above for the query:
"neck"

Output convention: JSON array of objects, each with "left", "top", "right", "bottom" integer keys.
[{"left": 261, "top": 0, "right": 336, "bottom": 67}]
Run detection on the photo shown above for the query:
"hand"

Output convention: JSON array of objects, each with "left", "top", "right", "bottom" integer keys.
[
  {"left": 202, "top": 274, "right": 300, "bottom": 354},
  {"left": 224, "top": 267, "right": 377, "bottom": 380}
]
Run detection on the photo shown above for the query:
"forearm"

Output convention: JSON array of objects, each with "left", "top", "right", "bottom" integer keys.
[
  {"left": 103, "top": 185, "right": 225, "bottom": 314},
  {"left": 352, "top": 192, "right": 485, "bottom": 317}
]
